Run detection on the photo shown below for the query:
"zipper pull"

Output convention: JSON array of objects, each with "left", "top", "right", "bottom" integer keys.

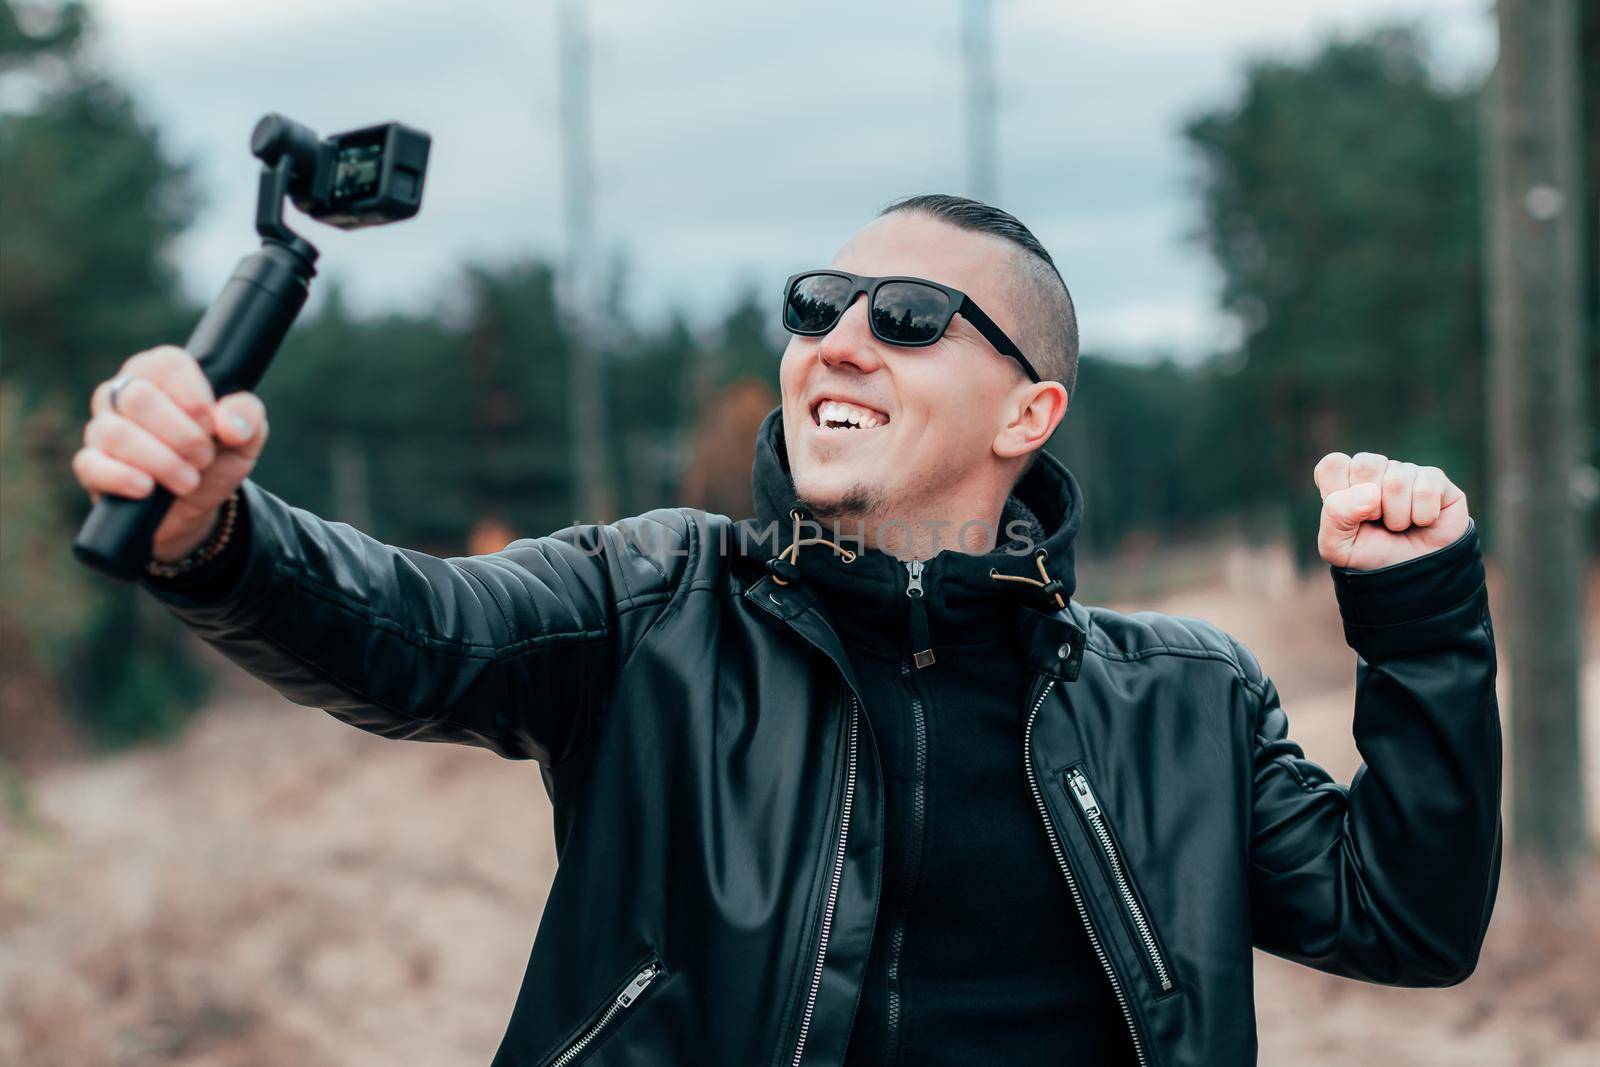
[
  {"left": 1068, "top": 769, "right": 1100, "bottom": 815},
  {"left": 616, "top": 962, "right": 660, "bottom": 1008},
  {"left": 905, "top": 560, "right": 935, "bottom": 668},
  {"left": 905, "top": 558, "right": 925, "bottom": 595}
]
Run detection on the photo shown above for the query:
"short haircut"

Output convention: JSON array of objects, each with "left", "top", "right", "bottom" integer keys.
[{"left": 878, "top": 193, "right": 1078, "bottom": 397}]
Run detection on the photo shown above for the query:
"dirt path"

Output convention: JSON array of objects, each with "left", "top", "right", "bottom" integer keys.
[{"left": 2, "top": 555, "right": 1596, "bottom": 1065}]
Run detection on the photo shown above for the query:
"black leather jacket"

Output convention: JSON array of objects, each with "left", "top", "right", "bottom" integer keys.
[{"left": 142, "top": 408, "right": 1501, "bottom": 1066}]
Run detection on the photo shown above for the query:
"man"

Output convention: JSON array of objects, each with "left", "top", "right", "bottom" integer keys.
[{"left": 73, "top": 194, "right": 1501, "bottom": 1066}]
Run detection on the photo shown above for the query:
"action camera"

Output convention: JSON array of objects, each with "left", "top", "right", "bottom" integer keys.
[{"left": 249, "top": 113, "right": 430, "bottom": 229}]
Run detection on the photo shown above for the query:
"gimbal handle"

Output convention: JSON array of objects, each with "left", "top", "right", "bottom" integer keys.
[{"left": 72, "top": 159, "right": 318, "bottom": 581}]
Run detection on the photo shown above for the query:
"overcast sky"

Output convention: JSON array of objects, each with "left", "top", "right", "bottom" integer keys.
[{"left": 91, "top": 0, "right": 1493, "bottom": 361}]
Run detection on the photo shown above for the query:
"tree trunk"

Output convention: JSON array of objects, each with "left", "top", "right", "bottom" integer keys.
[{"left": 1486, "top": 0, "right": 1591, "bottom": 881}]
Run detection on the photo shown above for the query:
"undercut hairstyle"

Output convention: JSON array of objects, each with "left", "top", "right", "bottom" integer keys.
[{"left": 878, "top": 193, "right": 1078, "bottom": 398}]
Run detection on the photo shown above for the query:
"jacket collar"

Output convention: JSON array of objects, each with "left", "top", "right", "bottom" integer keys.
[{"left": 741, "top": 406, "right": 1087, "bottom": 676}]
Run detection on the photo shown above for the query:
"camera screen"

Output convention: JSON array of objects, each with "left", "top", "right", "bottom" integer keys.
[{"left": 330, "top": 140, "right": 383, "bottom": 204}]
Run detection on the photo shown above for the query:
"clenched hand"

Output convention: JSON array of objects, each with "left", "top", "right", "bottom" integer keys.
[
  {"left": 1314, "top": 451, "right": 1470, "bottom": 570},
  {"left": 71, "top": 345, "right": 269, "bottom": 563}
]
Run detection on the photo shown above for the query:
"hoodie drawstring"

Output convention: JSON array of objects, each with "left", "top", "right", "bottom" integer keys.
[
  {"left": 770, "top": 508, "right": 857, "bottom": 586},
  {"left": 990, "top": 551, "right": 1068, "bottom": 610},
  {"left": 770, "top": 509, "right": 1065, "bottom": 611}
]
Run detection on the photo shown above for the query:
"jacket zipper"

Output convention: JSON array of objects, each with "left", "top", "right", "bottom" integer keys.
[
  {"left": 790, "top": 693, "right": 860, "bottom": 1066},
  {"left": 883, "top": 656, "right": 928, "bottom": 1064},
  {"left": 546, "top": 959, "right": 662, "bottom": 1067},
  {"left": 1023, "top": 677, "right": 1150, "bottom": 1067},
  {"left": 1066, "top": 768, "right": 1175, "bottom": 993}
]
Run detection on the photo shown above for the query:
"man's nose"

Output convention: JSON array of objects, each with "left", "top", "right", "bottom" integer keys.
[{"left": 816, "top": 295, "right": 885, "bottom": 374}]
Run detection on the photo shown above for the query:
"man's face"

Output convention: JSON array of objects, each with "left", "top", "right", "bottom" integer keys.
[{"left": 779, "top": 211, "right": 1037, "bottom": 522}]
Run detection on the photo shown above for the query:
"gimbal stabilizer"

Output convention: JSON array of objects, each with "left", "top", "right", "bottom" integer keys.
[{"left": 73, "top": 114, "right": 431, "bottom": 581}]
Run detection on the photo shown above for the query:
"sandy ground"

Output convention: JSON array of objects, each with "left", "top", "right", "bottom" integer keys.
[{"left": 2, "top": 540, "right": 1597, "bottom": 1066}]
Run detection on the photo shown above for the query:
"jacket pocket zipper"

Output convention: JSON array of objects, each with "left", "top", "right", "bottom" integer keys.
[
  {"left": 789, "top": 693, "right": 860, "bottom": 1066},
  {"left": 1025, "top": 682, "right": 1148, "bottom": 1066},
  {"left": 1064, "top": 766, "right": 1175, "bottom": 994},
  {"left": 546, "top": 956, "right": 663, "bottom": 1067}
]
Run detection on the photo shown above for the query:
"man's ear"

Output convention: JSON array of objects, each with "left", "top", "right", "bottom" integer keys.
[{"left": 993, "top": 381, "right": 1068, "bottom": 461}]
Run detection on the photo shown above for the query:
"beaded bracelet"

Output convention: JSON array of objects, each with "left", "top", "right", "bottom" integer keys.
[{"left": 145, "top": 489, "right": 241, "bottom": 579}]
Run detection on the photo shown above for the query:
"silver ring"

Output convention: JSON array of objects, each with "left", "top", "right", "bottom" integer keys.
[{"left": 107, "top": 374, "right": 138, "bottom": 414}]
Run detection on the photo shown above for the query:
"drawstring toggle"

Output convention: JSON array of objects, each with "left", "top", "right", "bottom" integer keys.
[
  {"left": 770, "top": 507, "right": 857, "bottom": 586},
  {"left": 989, "top": 550, "right": 1068, "bottom": 611}
]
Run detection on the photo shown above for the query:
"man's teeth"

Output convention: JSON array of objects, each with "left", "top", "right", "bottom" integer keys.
[{"left": 818, "top": 400, "right": 883, "bottom": 429}]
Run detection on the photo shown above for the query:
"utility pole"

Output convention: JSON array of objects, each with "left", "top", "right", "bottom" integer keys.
[
  {"left": 962, "top": 0, "right": 998, "bottom": 203},
  {"left": 556, "top": 0, "right": 615, "bottom": 522},
  {"left": 1486, "top": 0, "right": 1590, "bottom": 881}
]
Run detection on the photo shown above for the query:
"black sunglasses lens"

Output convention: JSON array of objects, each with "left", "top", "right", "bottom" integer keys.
[
  {"left": 871, "top": 281, "right": 950, "bottom": 344},
  {"left": 785, "top": 274, "right": 854, "bottom": 333}
]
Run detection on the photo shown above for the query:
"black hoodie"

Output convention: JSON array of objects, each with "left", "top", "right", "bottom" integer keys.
[{"left": 749, "top": 408, "right": 1139, "bottom": 1065}]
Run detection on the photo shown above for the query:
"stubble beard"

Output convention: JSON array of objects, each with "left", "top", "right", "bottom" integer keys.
[
  {"left": 794, "top": 460, "right": 948, "bottom": 553},
  {"left": 793, "top": 443, "right": 976, "bottom": 553},
  {"left": 795, "top": 482, "right": 888, "bottom": 529}
]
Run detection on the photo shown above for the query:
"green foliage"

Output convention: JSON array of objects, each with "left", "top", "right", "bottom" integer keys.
[
  {"left": 1050, "top": 356, "right": 1254, "bottom": 555},
  {"left": 452, "top": 262, "right": 576, "bottom": 535},
  {"left": 604, "top": 312, "right": 698, "bottom": 509},
  {"left": 0, "top": 66, "right": 198, "bottom": 401},
  {"left": 0, "top": 0, "right": 210, "bottom": 750},
  {"left": 1184, "top": 26, "right": 1487, "bottom": 565},
  {"left": 252, "top": 265, "right": 787, "bottom": 552},
  {"left": 708, "top": 285, "right": 782, "bottom": 391},
  {"left": 254, "top": 265, "right": 578, "bottom": 550},
  {"left": 0, "top": 386, "right": 97, "bottom": 679}
]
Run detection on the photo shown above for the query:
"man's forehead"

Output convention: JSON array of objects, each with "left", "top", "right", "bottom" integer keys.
[{"left": 828, "top": 212, "right": 1024, "bottom": 325}]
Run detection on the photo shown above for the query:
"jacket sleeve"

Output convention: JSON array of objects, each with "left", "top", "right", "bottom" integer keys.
[
  {"left": 1243, "top": 517, "right": 1501, "bottom": 986},
  {"left": 138, "top": 478, "right": 699, "bottom": 765}
]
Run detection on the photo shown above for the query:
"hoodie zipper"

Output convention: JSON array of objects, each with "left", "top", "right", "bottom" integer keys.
[
  {"left": 885, "top": 559, "right": 936, "bottom": 1057},
  {"left": 882, "top": 656, "right": 929, "bottom": 1064},
  {"left": 546, "top": 959, "right": 662, "bottom": 1067},
  {"left": 1066, "top": 768, "right": 1174, "bottom": 993},
  {"left": 790, "top": 693, "right": 860, "bottom": 1066},
  {"left": 1023, "top": 678, "right": 1150, "bottom": 1067},
  {"left": 904, "top": 560, "right": 935, "bottom": 668}
]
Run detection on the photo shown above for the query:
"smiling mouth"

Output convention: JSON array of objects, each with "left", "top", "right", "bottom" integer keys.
[{"left": 810, "top": 398, "right": 891, "bottom": 431}]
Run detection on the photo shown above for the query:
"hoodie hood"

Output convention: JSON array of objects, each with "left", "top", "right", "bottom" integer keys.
[{"left": 745, "top": 405, "right": 1085, "bottom": 660}]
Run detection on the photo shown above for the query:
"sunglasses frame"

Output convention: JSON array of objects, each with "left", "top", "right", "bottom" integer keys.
[{"left": 781, "top": 269, "right": 1043, "bottom": 384}]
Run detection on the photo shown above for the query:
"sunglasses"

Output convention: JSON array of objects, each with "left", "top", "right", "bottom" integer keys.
[{"left": 781, "top": 270, "right": 1042, "bottom": 384}]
